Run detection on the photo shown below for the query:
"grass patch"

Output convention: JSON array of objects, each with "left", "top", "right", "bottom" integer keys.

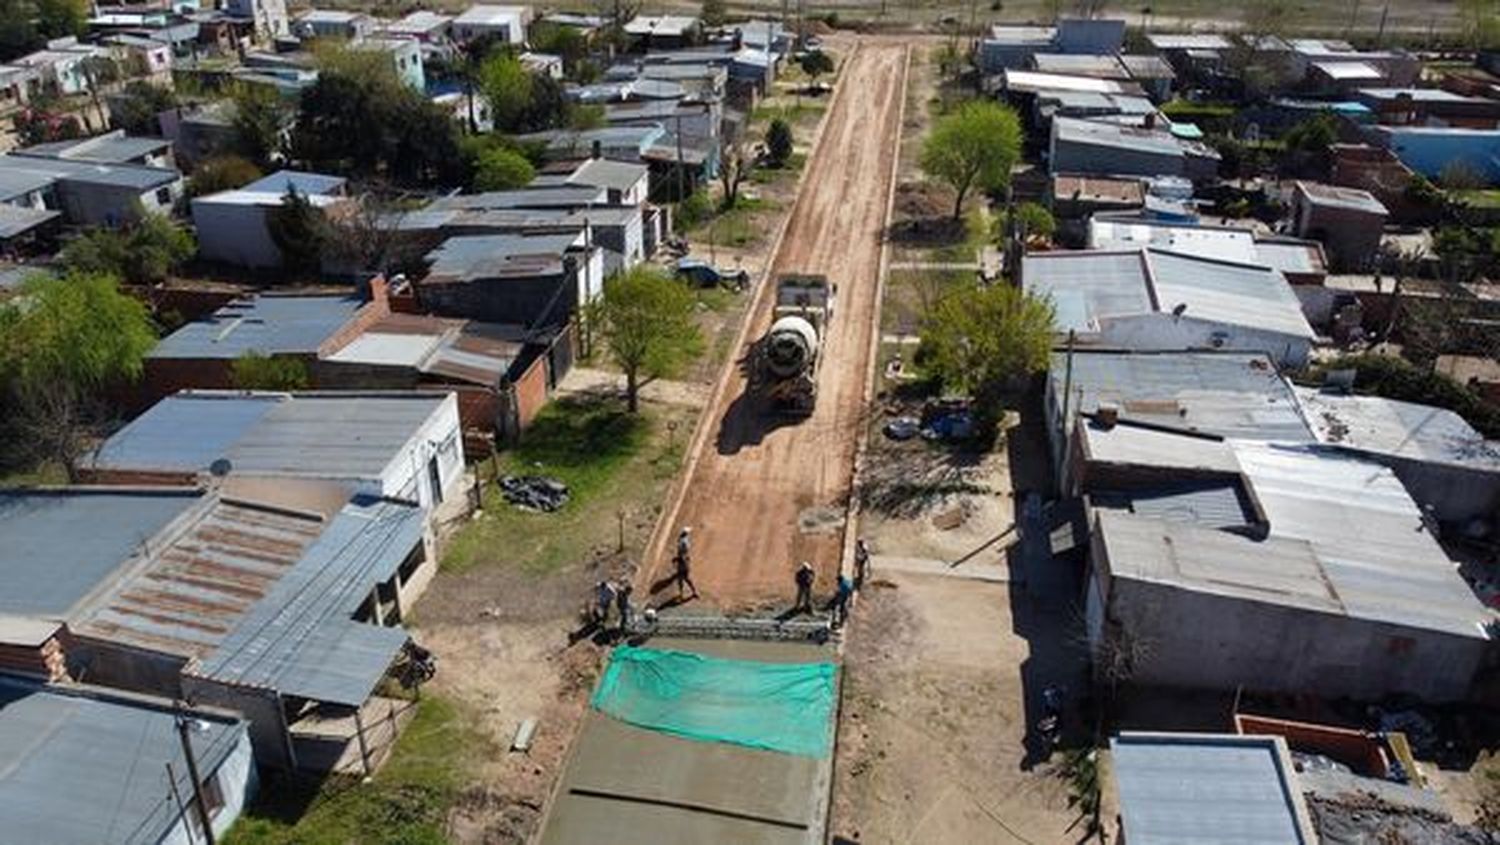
[
  {"left": 0, "top": 459, "right": 67, "bottom": 487},
  {"left": 1455, "top": 189, "right": 1500, "bottom": 209},
  {"left": 752, "top": 100, "right": 827, "bottom": 124},
  {"left": 441, "top": 395, "right": 682, "bottom": 576},
  {"left": 695, "top": 285, "right": 739, "bottom": 313},
  {"left": 224, "top": 695, "right": 482, "bottom": 845},
  {"left": 883, "top": 268, "right": 971, "bottom": 335},
  {"left": 931, "top": 207, "right": 988, "bottom": 263}
]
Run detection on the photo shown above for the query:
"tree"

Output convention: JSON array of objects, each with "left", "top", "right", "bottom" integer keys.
[
  {"left": 0, "top": 271, "right": 156, "bottom": 479},
  {"left": 717, "top": 137, "right": 752, "bottom": 208},
  {"left": 229, "top": 82, "right": 287, "bottom": 169},
  {"left": 766, "top": 118, "right": 793, "bottom": 167},
  {"left": 921, "top": 100, "right": 1022, "bottom": 220},
  {"left": 232, "top": 351, "right": 309, "bottom": 390},
  {"left": 528, "top": 22, "right": 589, "bottom": 73},
  {"left": 267, "top": 188, "right": 327, "bottom": 275},
  {"left": 110, "top": 81, "right": 176, "bottom": 136},
  {"left": 917, "top": 282, "right": 1054, "bottom": 406},
  {"left": 569, "top": 103, "right": 606, "bottom": 130},
  {"left": 59, "top": 213, "right": 195, "bottom": 284},
  {"left": 798, "top": 50, "right": 834, "bottom": 90},
  {"left": 473, "top": 146, "right": 536, "bottom": 190},
  {"left": 1007, "top": 201, "right": 1056, "bottom": 242},
  {"left": 479, "top": 53, "right": 534, "bottom": 132},
  {"left": 1460, "top": 0, "right": 1500, "bottom": 52},
  {"left": 186, "top": 155, "right": 263, "bottom": 198},
  {"left": 588, "top": 266, "right": 703, "bottom": 412},
  {"left": 701, "top": 0, "right": 728, "bottom": 28}
]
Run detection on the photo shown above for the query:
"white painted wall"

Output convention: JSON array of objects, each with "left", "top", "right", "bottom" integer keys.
[
  {"left": 159, "top": 726, "right": 257, "bottom": 845},
  {"left": 1094, "top": 313, "right": 1312, "bottom": 368},
  {"left": 380, "top": 393, "right": 466, "bottom": 510}
]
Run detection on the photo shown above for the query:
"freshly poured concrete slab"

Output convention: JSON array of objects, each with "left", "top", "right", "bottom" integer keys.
[{"left": 540, "top": 638, "right": 838, "bottom": 845}]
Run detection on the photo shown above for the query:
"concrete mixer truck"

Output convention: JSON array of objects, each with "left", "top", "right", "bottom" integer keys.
[{"left": 754, "top": 275, "right": 834, "bottom": 415}]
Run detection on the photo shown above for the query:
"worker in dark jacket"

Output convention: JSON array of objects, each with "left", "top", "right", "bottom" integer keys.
[
  {"left": 794, "top": 562, "right": 815, "bottom": 614},
  {"left": 673, "top": 527, "right": 699, "bottom": 600}
]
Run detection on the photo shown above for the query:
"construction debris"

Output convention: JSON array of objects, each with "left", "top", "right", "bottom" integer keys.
[{"left": 499, "top": 476, "right": 570, "bottom": 512}]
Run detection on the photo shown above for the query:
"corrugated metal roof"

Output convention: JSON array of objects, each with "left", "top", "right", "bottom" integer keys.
[
  {"left": 1053, "top": 116, "right": 1182, "bottom": 156},
  {"left": 1093, "top": 480, "right": 1255, "bottom": 529},
  {"left": 423, "top": 233, "right": 581, "bottom": 282},
  {"left": 0, "top": 152, "right": 179, "bottom": 190},
  {"left": 1112, "top": 733, "right": 1314, "bottom": 845},
  {"left": 1297, "top": 389, "right": 1500, "bottom": 470},
  {"left": 1051, "top": 350, "right": 1313, "bottom": 440},
  {"left": 70, "top": 496, "right": 329, "bottom": 657},
  {"left": 1005, "top": 71, "right": 1132, "bottom": 95},
  {"left": 0, "top": 677, "right": 245, "bottom": 845},
  {"left": 1081, "top": 421, "right": 1242, "bottom": 474},
  {"left": 92, "top": 392, "right": 448, "bottom": 480},
  {"left": 17, "top": 133, "right": 169, "bottom": 164},
  {"left": 188, "top": 496, "right": 421, "bottom": 706},
  {"left": 0, "top": 203, "right": 59, "bottom": 238},
  {"left": 433, "top": 185, "right": 608, "bottom": 210},
  {"left": 1147, "top": 250, "right": 1316, "bottom": 340},
  {"left": 0, "top": 489, "right": 202, "bottom": 620},
  {"left": 148, "top": 293, "right": 362, "bottom": 359},
  {"left": 1024, "top": 249, "right": 1153, "bottom": 331},
  {"left": 242, "top": 170, "right": 346, "bottom": 196}
]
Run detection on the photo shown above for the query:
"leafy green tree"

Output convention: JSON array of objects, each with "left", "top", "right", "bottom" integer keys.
[
  {"left": 266, "top": 187, "right": 326, "bottom": 275},
  {"left": 587, "top": 266, "right": 703, "bottom": 412},
  {"left": 293, "top": 49, "right": 465, "bottom": 185},
  {"left": 1007, "top": 201, "right": 1056, "bottom": 241},
  {"left": 798, "top": 50, "right": 835, "bottom": 89},
  {"left": 917, "top": 282, "right": 1054, "bottom": 404},
  {"left": 0, "top": 271, "right": 157, "bottom": 479},
  {"left": 230, "top": 83, "right": 288, "bottom": 169},
  {"left": 766, "top": 118, "right": 793, "bottom": 167},
  {"left": 35, "top": 0, "right": 86, "bottom": 40},
  {"left": 921, "top": 100, "right": 1022, "bottom": 220},
  {"left": 186, "top": 155, "right": 263, "bottom": 198},
  {"left": 110, "top": 81, "right": 176, "bottom": 135},
  {"left": 473, "top": 146, "right": 536, "bottom": 190},
  {"left": 59, "top": 214, "right": 195, "bottom": 284},
  {"left": 528, "top": 21, "right": 589, "bottom": 72},
  {"left": 701, "top": 0, "right": 727, "bottom": 28},
  {"left": 569, "top": 103, "right": 606, "bottom": 130},
  {"left": 232, "top": 351, "right": 309, "bottom": 390},
  {"left": 480, "top": 53, "right": 533, "bottom": 132}
]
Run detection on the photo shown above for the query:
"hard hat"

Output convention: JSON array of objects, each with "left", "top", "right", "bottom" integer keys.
[{"left": 681, "top": 526, "right": 692, "bottom": 534}]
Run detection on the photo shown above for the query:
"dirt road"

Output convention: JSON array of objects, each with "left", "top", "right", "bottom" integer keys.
[{"left": 643, "top": 42, "right": 908, "bottom": 608}]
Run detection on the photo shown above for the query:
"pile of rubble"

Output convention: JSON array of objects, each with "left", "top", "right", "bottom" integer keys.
[{"left": 499, "top": 476, "right": 570, "bottom": 512}]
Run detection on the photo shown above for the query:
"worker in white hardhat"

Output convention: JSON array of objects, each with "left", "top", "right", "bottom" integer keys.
[
  {"left": 794, "top": 561, "right": 815, "bottom": 614},
  {"left": 673, "top": 527, "right": 699, "bottom": 600}
]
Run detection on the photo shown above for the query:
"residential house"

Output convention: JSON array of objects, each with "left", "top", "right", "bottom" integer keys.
[
  {"left": 1077, "top": 430, "right": 1494, "bottom": 701},
  {"left": 737, "top": 19, "right": 790, "bottom": 55},
  {"left": 978, "top": 18, "right": 1127, "bottom": 74},
  {"left": 1048, "top": 116, "right": 1219, "bottom": 181},
  {"left": 0, "top": 484, "right": 441, "bottom": 772},
  {"left": 1286, "top": 39, "right": 1420, "bottom": 89},
  {"left": 1374, "top": 126, "right": 1500, "bottom": 184},
  {"left": 355, "top": 36, "right": 425, "bottom": 90},
  {"left": 1043, "top": 349, "right": 1314, "bottom": 487},
  {"left": 0, "top": 152, "right": 183, "bottom": 225},
  {"left": 1145, "top": 32, "right": 1232, "bottom": 78},
  {"left": 0, "top": 676, "right": 255, "bottom": 845},
  {"left": 416, "top": 232, "right": 604, "bottom": 326},
  {"left": 1111, "top": 733, "right": 1318, "bottom": 844},
  {"left": 15, "top": 128, "right": 173, "bottom": 168},
  {"left": 419, "top": 188, "right": 647, "bottom": 269},
  {"left": 0, "top": 64, "right": 40, "bottom": 116},
  {"left": 1297, "top": 389, "right": 1500, "bottom": 526},
  {"left": 1022, "top": 247, "right": 1316, "bottom": 366},
  {"left": 85, "top": 391, "right": 466, "bottom": 510},
  {"left": 1355, "top": 87, "right": 1500, "bottom": 129},
  {"left": 225, "top": 0, "right": 290, "bottom": 41},
  {"left": 13, "top": 38, "right": 111, "bottom": 97},
  {"left": 521, "top": 50, "right": 562, "bottom": 79},
  {"left": 451, "top": 4, "right": 530, "bottom": 44},
  {"left": 163, "top": 101, "right": 242, "bottom": 170},
  {"left": 294, "top": 9, "right": 373, "bottom": 40},
  {"left": 1289, "top": 181, "right": 1388, "bottom": 272},
  {"left": 625, "top": 15, "right": 701, "bottom": 51},
  {"left": 384, "top": 10, "right": 452, "bottom": 42},
  {"left": 192, "top": 170, "right": 349, "bottom": 269}
]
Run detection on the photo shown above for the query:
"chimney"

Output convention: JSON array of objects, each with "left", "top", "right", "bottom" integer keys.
[{"left": 591, "top": 139, "right": 602, "bottom": 159}]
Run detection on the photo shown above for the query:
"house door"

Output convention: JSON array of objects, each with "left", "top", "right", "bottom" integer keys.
[{"left": 427, "top": 455, "right": 443, "bottom": 505}]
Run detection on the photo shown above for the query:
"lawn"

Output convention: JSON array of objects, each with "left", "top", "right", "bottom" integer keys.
[
  {"left": 224, "top": 695, "right": 483, "bottom": 845},
  {"left": 441, "top": 395, "right": 684, "bottom": 576},
  {"left": 1455, "top": 189, "right": 1500, "bottom": 209},
  {"left": 883, "top": 268, "right": 972, "bottom": 335}
]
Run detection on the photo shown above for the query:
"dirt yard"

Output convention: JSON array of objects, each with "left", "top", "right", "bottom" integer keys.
[{"left": 641, "top": 42, "right": 911, "bottom": 608}]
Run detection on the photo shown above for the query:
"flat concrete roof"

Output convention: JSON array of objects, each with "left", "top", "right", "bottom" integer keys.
[{"left": 541, "top": 638, "right": 836, "bottom": 845}]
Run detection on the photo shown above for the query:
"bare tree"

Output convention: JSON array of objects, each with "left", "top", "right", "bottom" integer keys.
[
  {"left": 318, "top": 184, "right": 415, "bottom": 279},
  {"left": 717, "top": 138, "right": 753, "bottom": 209}
]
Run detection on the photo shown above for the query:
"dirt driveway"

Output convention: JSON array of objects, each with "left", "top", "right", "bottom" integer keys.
[{"left": 642, "top": 42, "right": 910, "bottom": 608}]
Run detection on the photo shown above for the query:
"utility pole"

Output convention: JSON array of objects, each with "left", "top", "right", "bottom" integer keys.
[
  {"left": 165, "top": 762, "right": 197, "bottom": 845},
  {"left": 176, "top": 710, "right": 216, "bottom": 845},
  {"left": 674, "top": 112, "right": 686, "bottom": 203},
  {"left": 1376, "top": 2, "right": 1390, "bottom": 47},
  {"left": 1057, "top": 330, "right": 1077, "bottom": 492}
]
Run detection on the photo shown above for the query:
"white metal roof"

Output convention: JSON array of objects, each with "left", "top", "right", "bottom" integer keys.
[
  {"left": 1295, "top": 389, "right": 1500, "bottom": 471},
  {"left": 1004, "top": 70, "right": 1130, "bottom": 94},
  {"left": 1312, "top": 60, "right": 1383, "bottom": 80}
]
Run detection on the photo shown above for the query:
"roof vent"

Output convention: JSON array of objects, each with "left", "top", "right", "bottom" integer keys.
[{"left": 1096, "top": 402, "right": 1120, "bottom": 428}]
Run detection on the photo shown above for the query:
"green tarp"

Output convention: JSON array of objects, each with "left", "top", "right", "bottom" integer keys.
[{"left": 590, "top": 646, "right": 837, "bottom": 758}]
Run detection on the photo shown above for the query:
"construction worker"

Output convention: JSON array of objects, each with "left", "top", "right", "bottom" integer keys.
[
  {"left": 616, "top": 582, "right": 634, "bottom": 633},
  {"left": 595, "top": 580, "right": 617, "bottom": 627},
  {"left": 674, "top": 528, "right": 699, "bottom": 600},
  {"left": 829, "top": 573, "right": 853, "bottom": 627},
  {"left": 854, "top": 538, "right": 871, "bottom": 588},
  {"left": 794, "top": 562, "right": 815, "bottom": 614}
]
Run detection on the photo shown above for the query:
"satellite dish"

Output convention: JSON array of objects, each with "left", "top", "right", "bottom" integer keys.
[{"left": 209, "top": 458, "right": 233, "bottom": 478}]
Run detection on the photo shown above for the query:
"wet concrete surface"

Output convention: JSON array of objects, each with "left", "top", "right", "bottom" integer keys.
[{"left": 539, "top": 638, "right": 837, "bottom": 845}]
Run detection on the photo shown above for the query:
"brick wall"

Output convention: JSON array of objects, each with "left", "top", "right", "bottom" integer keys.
[
  {"left": 512, "top": 354, "right": 548, "bottom": 430},
  {"left": 135, "top": 356, "right": 240, "bottom": 411},
  {"left": 76, "top": 467, "right": 199, "bottom": 486},
  {"left": 318, "top": 276, "right": 392, "bottom": 357}
]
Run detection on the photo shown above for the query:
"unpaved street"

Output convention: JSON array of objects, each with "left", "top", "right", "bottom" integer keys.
[{"left": 644, "top": 42, "right": 909, "bottom": 607}]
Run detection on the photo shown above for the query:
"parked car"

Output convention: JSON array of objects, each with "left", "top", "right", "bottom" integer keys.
[{"left": 674, "top": 257, "right": 750, "bottom": 289}]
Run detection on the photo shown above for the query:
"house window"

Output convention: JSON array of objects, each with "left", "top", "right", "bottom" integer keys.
[{"left": 155, "top": 186, "right": 172, "bottom": 205}]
